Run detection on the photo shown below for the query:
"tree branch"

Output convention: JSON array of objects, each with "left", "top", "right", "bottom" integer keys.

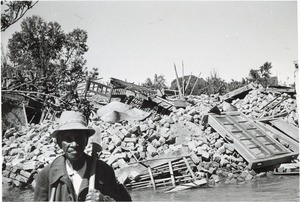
[{"left": 1, "top": 1, "right": 39, "bottom": 32}]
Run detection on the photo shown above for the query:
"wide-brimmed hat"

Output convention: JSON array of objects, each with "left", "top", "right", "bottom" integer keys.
[{"left": 50, "top": 111, "right": 95, "bottom": 138}]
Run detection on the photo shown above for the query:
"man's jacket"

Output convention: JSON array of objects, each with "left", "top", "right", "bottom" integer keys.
[{"left": 34, "top": 154, "right": 131, "bottom": 201}]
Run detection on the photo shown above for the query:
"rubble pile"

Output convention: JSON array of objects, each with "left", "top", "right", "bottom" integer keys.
[
  {"left": 2, "top": 121, "right": 61, "bottom": 187},
  {"left": 2, "top": 89, "right": 298, "bottom": 189},
  {"left": 232, "top": 90, "right": 298, "bottom": 124}
]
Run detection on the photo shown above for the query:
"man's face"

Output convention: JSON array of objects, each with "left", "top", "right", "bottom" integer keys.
[{"left": 57, "top": 130, "right": 88, "bottom": 161}]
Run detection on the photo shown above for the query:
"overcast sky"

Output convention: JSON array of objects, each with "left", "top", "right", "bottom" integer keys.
[{"left": 1, "top": 1, "right": 298, "bottom": 86}]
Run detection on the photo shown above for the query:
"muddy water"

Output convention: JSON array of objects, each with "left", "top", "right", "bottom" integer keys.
[{"left": 2, "top": 175, "right": 299, "bottom": 201}]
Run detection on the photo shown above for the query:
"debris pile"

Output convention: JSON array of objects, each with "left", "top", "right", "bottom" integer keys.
[
  {"left": 2, "top": 121, "right": 61, "bottom": 187},
  {"left": 2, "top": 85, "right": 299, "bottom": 191},
  {"left": 232, "top": 90, "right": 297, "bottom": 122}
]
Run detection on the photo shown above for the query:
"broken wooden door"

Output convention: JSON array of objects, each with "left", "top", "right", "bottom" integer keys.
[{"left": 208, "top": 111, "right": 298, "bottom": 169}]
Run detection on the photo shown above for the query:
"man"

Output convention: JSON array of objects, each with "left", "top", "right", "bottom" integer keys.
[{"left": 34, "top": 111, "right": 131, "bottom": 201}]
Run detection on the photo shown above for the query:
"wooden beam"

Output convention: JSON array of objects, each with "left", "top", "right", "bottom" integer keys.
[
  {"left": 174, "top": 63, "right": 184, "bottom": 100},
  {"left": 185, "top": 72, "right": 192, "bottom": 92},
  {"left": 148, "top": 167, "right": 156, "bottom": 190},
  {"left": 270, "top": 119, "right": 299, "bottom": 142},
  {"left": 190, "top": 72, "right": 201, "bottom": 96},
  {"left": 183, "top": 157, "right": 197, "bottom": 181},
  {"left": 182, "top": 61, "right": 185, "bottom": 96},
  {"left": 168, "top": 161, "right": 176, "bottom": 187},
  {"left": 22, "top": 102, "right": 28, "bottom": 126}
]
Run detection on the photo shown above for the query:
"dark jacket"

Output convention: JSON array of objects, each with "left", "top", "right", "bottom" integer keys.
[{"left": 34, "top": 154, "right": 131, "bottom": 201}]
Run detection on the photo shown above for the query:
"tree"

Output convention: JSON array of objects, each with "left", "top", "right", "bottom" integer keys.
[
  {"left": 248, "top": 62, "right": 274, "bottom": 87},
  {"left": 249, "top": 69, "right": 260, "bottom": 83},
  {"left": 7, "top": 16, "right": 90, "bottom": 94},
  {"left": 5, "top": 15, "right": 97, "bottom": 119},
  {"left": 1, "top": 0, "right": 39, "bottom": 32},
  {"left": 205, "top": 69, "right": 227, "bottom": 95},
  {"left": 259, "top": 62, "right": 272, "bottom": 87},
  {"left": 170, "top": 74, "right": 207, "bottom": 96},
  {"left": 8, "top": 16, "right": 65, "bottom": 78},
  {"left": 142, "top": 74, "right": 167, "bottom": 89}
]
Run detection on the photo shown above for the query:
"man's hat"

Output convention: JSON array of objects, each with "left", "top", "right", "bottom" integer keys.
[{"left": 50, "top": 111, "right": 95, "bottom": 138}]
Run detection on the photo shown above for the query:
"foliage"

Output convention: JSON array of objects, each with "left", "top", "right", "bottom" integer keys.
[
  {"left": 1, "top": 0, "right": 38, "bottom": 32},
  {"left": 259, "top": 62, "right": 272, "bottom": 87},
  {"left": 170, "top": 70, "right": 250, "bottom": 96},
  {"left": 249, "top": 69, "right": 260, "bottom": 82},
  {"left": 204, "top": 69, "right": 227, "bottom": 95},
  {"left": 248, "top": 62, "right": 276, "bottom": 87},
  {"left": 3, "top": 15, "right": 98, "bottom": 119},
  {"left": 227, "top": 78, "right": 248, "bottom": 93},
  {"left": 168, "top": 62, "right": 281, "bottom": 97},
  {"left": 142, "top": 74, "right": 167, "bottom": 89}
]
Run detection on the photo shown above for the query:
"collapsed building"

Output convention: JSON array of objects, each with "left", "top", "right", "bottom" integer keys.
[{"left": 2, "top": 77, "right": 299, "bottom": 193}]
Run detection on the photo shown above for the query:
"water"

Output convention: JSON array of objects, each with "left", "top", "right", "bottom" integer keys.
[{"left": 2, "top": 175, "right": 299, "bottom": 201}]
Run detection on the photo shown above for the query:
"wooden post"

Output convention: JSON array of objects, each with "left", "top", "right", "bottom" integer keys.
[
  {"left": 190, "top": 72, "right": 201, "bottom": 96},
  {"left": 148, "top": 167, "right": 156, "bottom": 190},
  {"left": 174, "top": 63, "right": 183, "bottom": 100},
  {"left": 168, "top": 161, "right": 176, "bottom": 187},
  {"left": 22, "top": 102, "right": 28, "bottom": 126},
  {"left": 182, "top": 61, "right": 185, "bottom": 96},
  {"left": 107, "top": 87, "right": 113, "bottom": 103},
  {"left": 185, "top": 72, "right": 192, "bottom": 93}
]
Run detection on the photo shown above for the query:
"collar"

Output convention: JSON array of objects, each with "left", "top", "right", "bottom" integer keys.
[
  {"left": 48, "top": 154, "right": 105, "bottom": 194},
  {"left": 49, "top": 155, "right": 69, "bottom": 185},
  {"left": 49, "top": 155, "right": 90, "bottom": 184},
  {"left": 66, "top": 159, "right": 87, "bottom": 178}
]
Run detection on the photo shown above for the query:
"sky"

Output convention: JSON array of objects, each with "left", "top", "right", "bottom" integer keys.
[{"left": 1, "top": 0, "right": 298, "bottom": 86}]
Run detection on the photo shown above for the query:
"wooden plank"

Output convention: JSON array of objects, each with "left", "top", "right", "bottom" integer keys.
[
  {"left": 183, "top": 157, "right": 197, "bottom": 181},
  {"left": 139, "top": 161, "right": 193, "bottom": 181},
  {"left": 258, "top": 96, "right": 289, "bottom": 118},
  {"left": 189, "top": 72, "right": 201, "bottom": 96},
  {"left": 22, "top": 102, "right": 28, "bottom": 126},
  {"left": 226, "top": 114, "right": 287, "bottom": 156},
  {"left": 148, "top": 167, "right": 156, "bottom": 190},
  {"left": 208, "top": 112, "right": 297, "bottom": 169},
  {"left": 220, "top": 83, "right": 255, "bottom": 101},
  {"left": 169, "top": 161, "right": 176, "bottom": 187},
  {"left": 128, "top": 174, "right": 197, "bottom": 188},
  {"left": 182, "top": 61, "right": 185, "bottom": 96},
  {"left": 255, "top": 121, "right": 299, "bottom": 152},
  {"left": 250, "top": 152, "right": 298, "bottom": 169},
  {"left": 164, "top": 179, "right": 207, "bottom": 193},
  {"left": 208, "top": 114, "right": 258, "bottom": 162},
  {"left": 270, "top": 119, "right": 299, "bottom": 142},
  {"left": 174, "top": 63, "right": 183, "bottom": 100}
]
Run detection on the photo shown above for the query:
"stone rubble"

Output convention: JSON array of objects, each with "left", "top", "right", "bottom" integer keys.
[{"left": 2, "top": 88, "right": 298, "bottom": 189}]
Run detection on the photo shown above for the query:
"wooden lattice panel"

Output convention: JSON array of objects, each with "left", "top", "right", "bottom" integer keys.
[{"left": 208, "top": 111, "right": 298, "bottom": 169}]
